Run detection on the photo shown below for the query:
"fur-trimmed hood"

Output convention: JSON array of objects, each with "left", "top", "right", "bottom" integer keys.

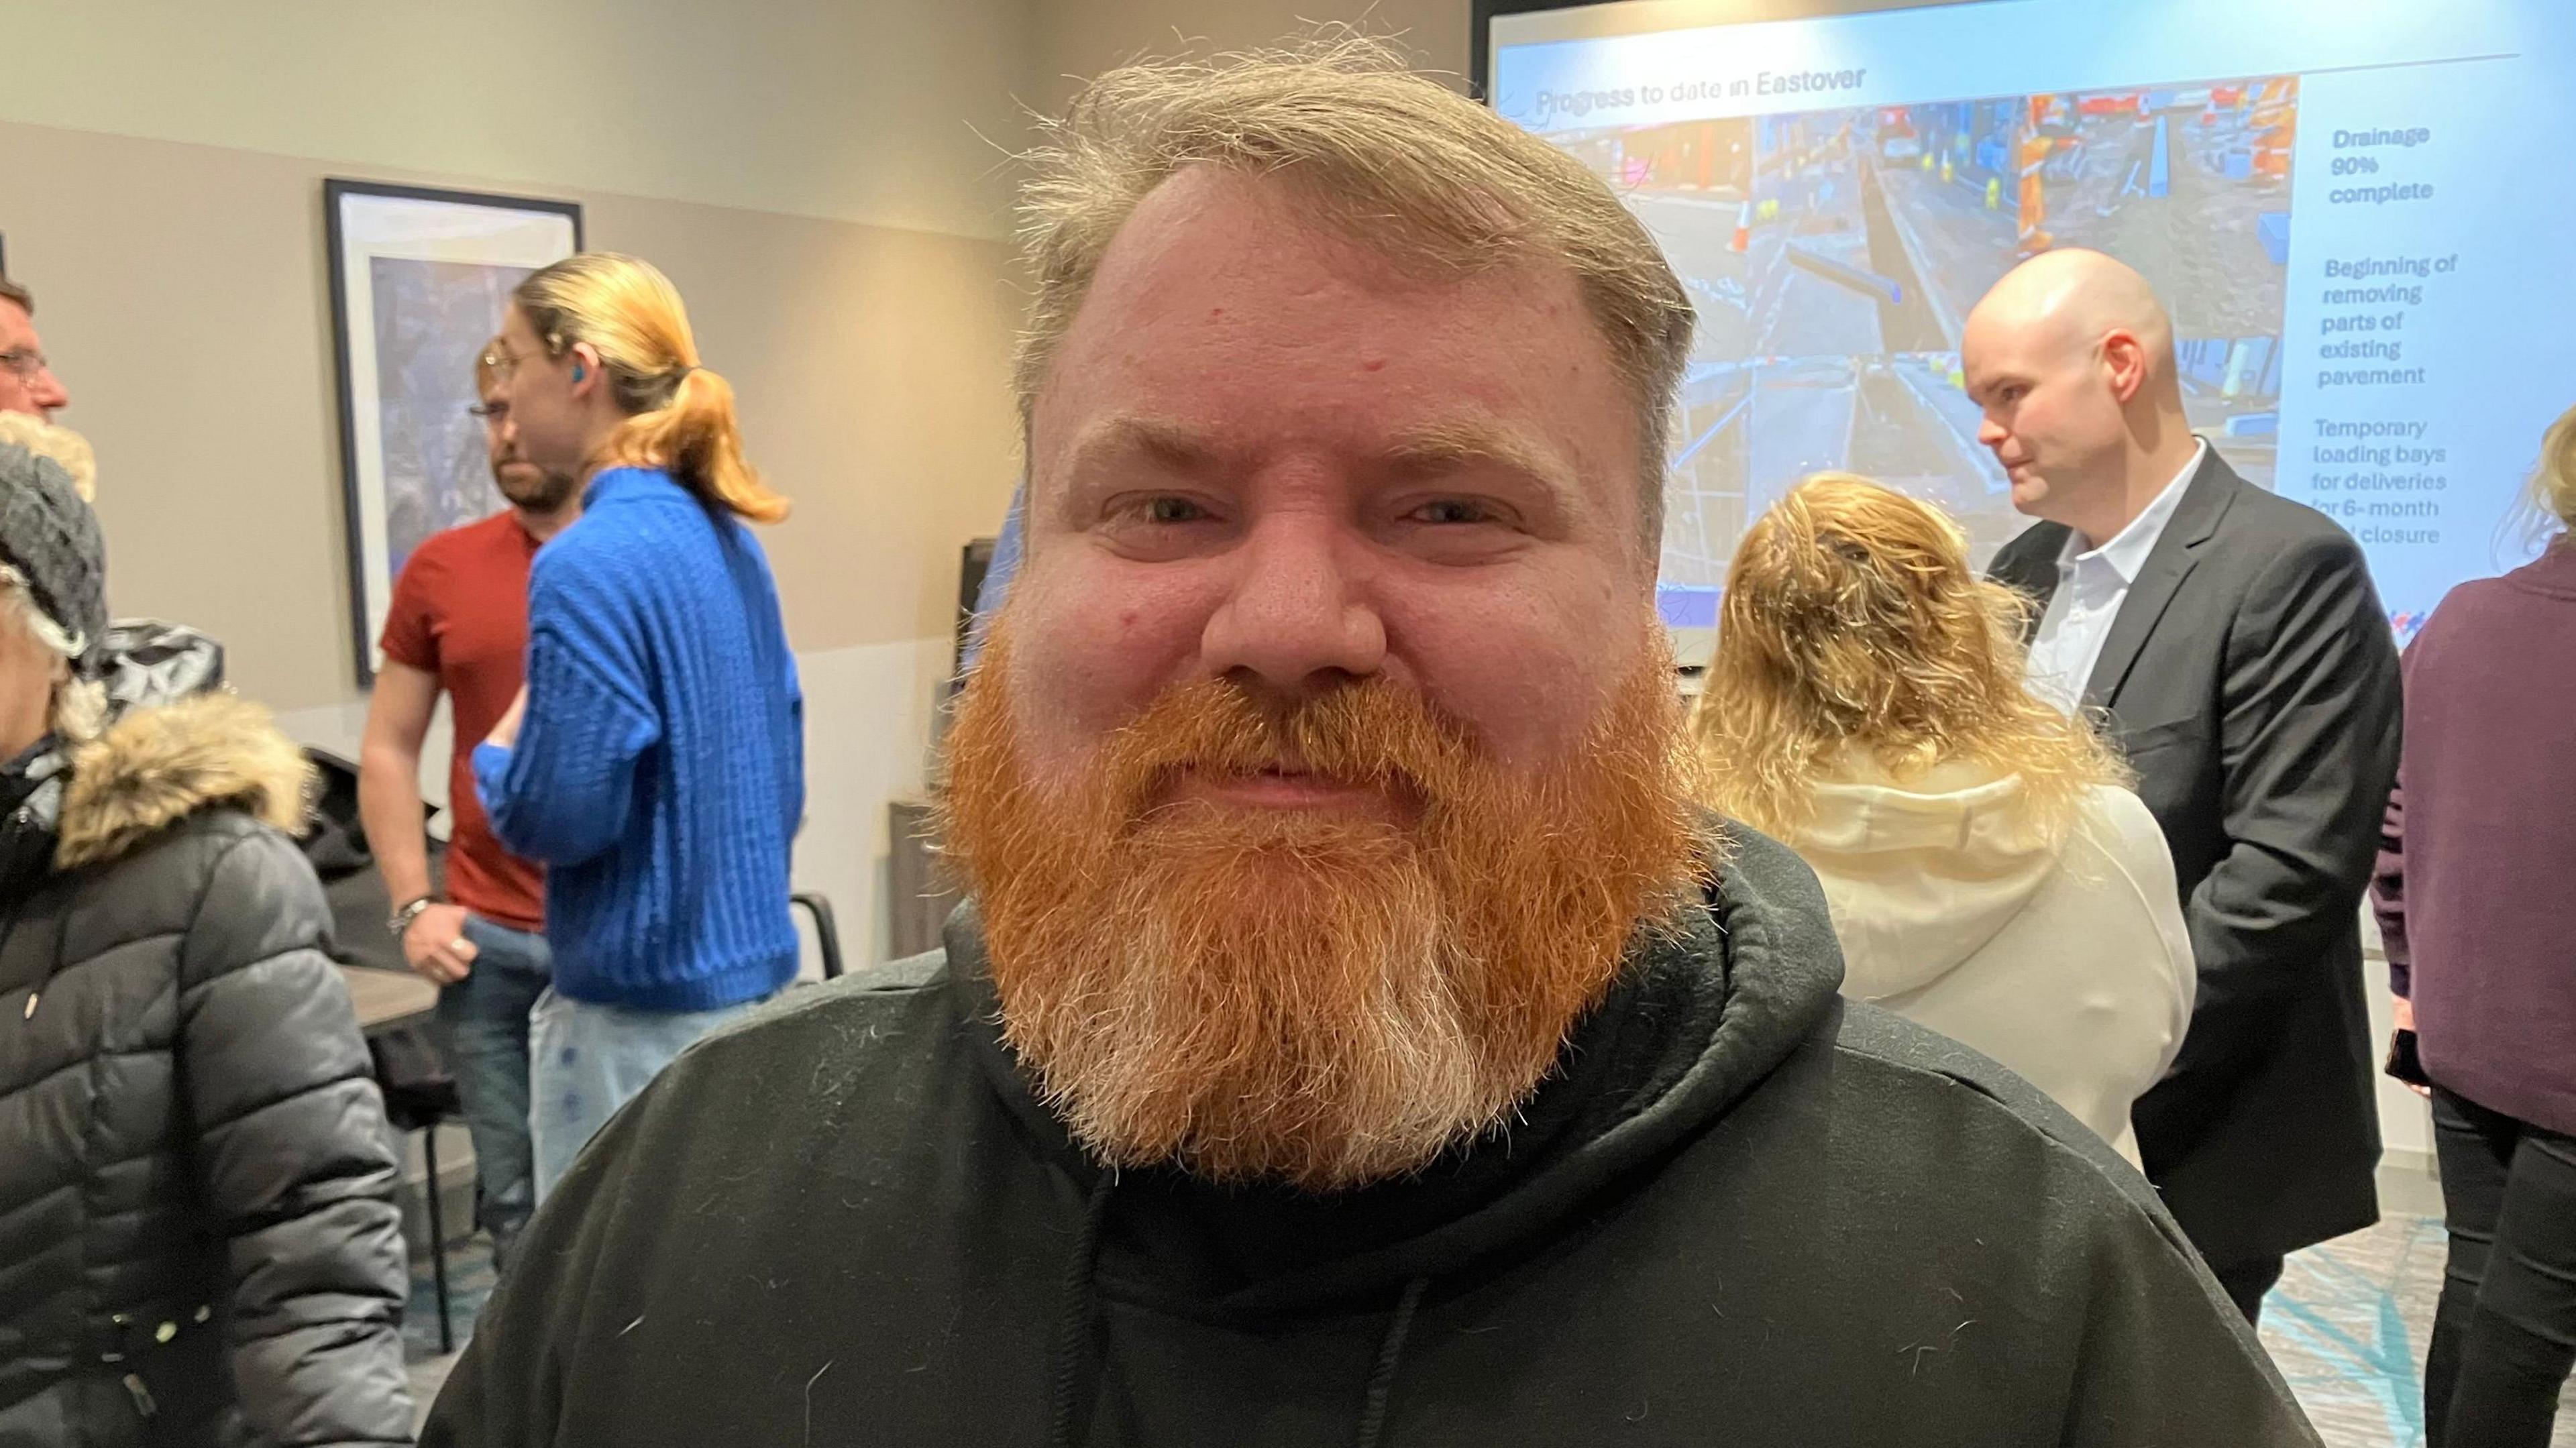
[{"left": 54, "top": 692, "right": 314, "bottom": 870}]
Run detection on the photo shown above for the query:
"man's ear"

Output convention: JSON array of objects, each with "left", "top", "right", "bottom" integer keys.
[{"left": 2100, "top": 329, "right": 2149, "bottom": 404}]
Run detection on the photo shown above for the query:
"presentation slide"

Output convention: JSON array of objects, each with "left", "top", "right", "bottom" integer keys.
[{"left": 1487, "top": 0, "right": 2576, "bottom": 641}]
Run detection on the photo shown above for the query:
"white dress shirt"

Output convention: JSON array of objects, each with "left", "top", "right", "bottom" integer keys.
[{"left": 2024, "top": 440, "right": 2206, "bottom": 713}]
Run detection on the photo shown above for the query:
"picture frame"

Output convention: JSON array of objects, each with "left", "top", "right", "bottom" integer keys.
[{"left": 325, "top": 180, "right": 582, "bottom": 683}]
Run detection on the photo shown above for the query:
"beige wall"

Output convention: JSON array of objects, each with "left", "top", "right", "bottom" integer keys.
[
  {"left": 0, "top": 119, "right": 1021, "bottom": 712},
  {"left": 1031, "top": 0, "right": 1472, "bottom": 109},
  {"left": 573, "top": 195, "right": 1024, "bottom": 661},
  {"left": 1, "top": 0, "right": 1037, "bottom": 240},
  {"left": 0, "top": 1, "right": 1038, "bottom": 964}
]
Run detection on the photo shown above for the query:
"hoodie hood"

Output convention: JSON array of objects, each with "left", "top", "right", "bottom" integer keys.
[
  {"left": 951, "top": 816, "right": 1847, "bottom": 1322},
  {"left": 1788, "top": 758, "right": 2058, "bottom": 1000},
  {"left": 54, "top": 691, "right": 313, "bottom": 871},
  {"left": 0, "top": 625, "right": 233, "bottom": 895},
  {"left": 98, "top": 620, "right": 225, "bottom": 719}
]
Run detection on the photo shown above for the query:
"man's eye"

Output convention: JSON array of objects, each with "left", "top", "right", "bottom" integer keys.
[
  {"left": 1411, "top": 499, "right": 1496, "bottom": 525},
  {"left": 1144, "top": 497, "right": 1208, "bottom": 524}
]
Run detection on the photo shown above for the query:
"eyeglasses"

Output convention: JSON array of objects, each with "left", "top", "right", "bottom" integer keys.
[
  {"left": 0, "top": 348, "right": 52, "bottom": 382},
  {"left": 482, "top": 339, "right": 551, "bottom": 386}
]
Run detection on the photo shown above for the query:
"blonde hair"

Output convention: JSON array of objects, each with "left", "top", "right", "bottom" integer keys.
[
  {"left": 0, "top": 565, "right": 106, "bottom": 744},
  {"left": 1691, "top": 474, "right": 2126, "bottom": 840},
  {"left": 0, "top": 414, "right": 95, "bottom": 502},
  {"left": 2532, "top": 399, "right": 2576, "bottom": 543},
  {"left": 514, "top": 253, "right": 789, "bottom": 523},
  {"left": 1015, "top": 36, "right": 1694, "bottom": 531}
]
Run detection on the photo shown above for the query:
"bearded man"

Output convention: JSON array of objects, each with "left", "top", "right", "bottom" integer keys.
[
  {"left": 423, "top": 45, "right": 2322, "bottom": 1448},
  {"left": 358, "top": 343, "right": 582, "bottom": 1270}
]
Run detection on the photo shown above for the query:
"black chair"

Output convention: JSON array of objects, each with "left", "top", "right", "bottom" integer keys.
[
  {"left": 792, "top": 893, "right": 845, "bottom": 981},
  {"left": 368, "top": 887, "right": 838, "bottom": 1358},
  {"left": 369, "top": 1031, "right": 462, "bottom": 1354},
  {"left": 364, "top": 887, "right": 835, "bottom": 1360}
]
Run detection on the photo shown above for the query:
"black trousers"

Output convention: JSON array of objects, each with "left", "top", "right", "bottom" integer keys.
[
  {"left": 2210, "top": 1255, "right": 2284, "bottom": 1326},
  {"left": 2426, "top": 1086, "right": 2576, "bottom": 1448}
]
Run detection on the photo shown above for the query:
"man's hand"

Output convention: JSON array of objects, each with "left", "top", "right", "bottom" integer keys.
[
  {"left": 2390, "top": 997, "right": 2430, "bottom": 1098},
  {"left": 486, "top": 685, "right": 530, "bottom": 750},
  {"left": 403, "top": 903, "right": 480, "bottom": 986}
]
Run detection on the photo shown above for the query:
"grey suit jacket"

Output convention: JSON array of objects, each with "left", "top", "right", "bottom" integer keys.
[{"left": 1989, "top": 447, "right": 2402, "bottom": 1267}]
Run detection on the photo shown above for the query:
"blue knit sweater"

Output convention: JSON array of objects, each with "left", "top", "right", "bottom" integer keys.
[{"left": 474, "top": 467, "right": 802, "bottom": 1011}]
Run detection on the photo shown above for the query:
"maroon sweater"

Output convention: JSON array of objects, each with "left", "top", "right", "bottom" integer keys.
[{"left": 2373, "top": 543, "right": 2576, "bottom": 1134}]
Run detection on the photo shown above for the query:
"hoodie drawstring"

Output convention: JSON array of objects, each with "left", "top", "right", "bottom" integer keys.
[
  {"left": 1354, "top": 1275, "right": 1428, "bottom": 1448},
  {"left": 1046, "top": 1171, "right": 1116, "bottom": 1448}
]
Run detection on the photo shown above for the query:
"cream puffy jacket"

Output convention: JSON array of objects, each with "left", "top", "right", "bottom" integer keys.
[{"left": 1788, "top": 761, "right": 2194, "bottom": 1166}]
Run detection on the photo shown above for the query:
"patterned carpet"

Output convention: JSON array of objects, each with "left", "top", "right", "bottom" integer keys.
[
  {"left": 402, "top": 1234, "right": 494, "bottom": 1415},
  {"left": 2263, "top": 1214, "right": 2575, "bottom": 1446},
  {"left": 403, "top": 1215, "right": 2569, "bottom": 1442}
]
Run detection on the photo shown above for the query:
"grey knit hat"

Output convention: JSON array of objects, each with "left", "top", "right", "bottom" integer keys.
[{"left": 0, "top": 438, "right": 107, "bottom": 678}]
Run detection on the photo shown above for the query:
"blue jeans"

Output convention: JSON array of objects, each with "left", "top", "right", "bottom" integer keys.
[
  {"left": 529, "top": 987, "right": 771, "bottom": 1201},
  {"left": 435, "top": 916, "right": 551, "bottom": 1268}
]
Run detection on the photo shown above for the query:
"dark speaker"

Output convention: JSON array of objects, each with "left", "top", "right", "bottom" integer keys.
[{"left": 955, "top": 537, "right": 996, "bottom": 680}]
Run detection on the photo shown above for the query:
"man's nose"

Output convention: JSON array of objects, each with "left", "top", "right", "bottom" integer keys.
[{"left": 1196, "top": 511, "right": 1387, "bottom": 696}]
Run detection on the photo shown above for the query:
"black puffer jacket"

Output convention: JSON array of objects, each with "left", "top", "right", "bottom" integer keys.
[{"left": 0, "top": 692, "right": 413, "bottom": 1446}]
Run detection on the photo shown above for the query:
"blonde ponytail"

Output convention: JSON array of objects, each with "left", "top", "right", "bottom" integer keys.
[
  {"left": 515, "top": 253, "right": 791, "bottom": 523},
  {"left": 603, "top": 364, "right": 788, "bottom": 524}
]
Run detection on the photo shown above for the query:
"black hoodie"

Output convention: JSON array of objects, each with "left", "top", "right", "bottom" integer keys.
[{"left": 422, "top": 827, "right": 2320, "bottom": 1447}]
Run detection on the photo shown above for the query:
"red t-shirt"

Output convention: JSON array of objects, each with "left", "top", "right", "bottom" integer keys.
[{"left": 378, "top": 511, "right": 547, "bottom": 930}]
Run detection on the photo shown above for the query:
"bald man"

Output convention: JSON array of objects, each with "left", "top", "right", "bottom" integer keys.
[{"left": 1971, "top": 249, "right": 2402, "bottom": 1324}]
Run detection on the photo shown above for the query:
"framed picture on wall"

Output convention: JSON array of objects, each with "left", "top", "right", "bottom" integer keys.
[{"left": 325, "top": 180, "right": 582, "bottom": 683}]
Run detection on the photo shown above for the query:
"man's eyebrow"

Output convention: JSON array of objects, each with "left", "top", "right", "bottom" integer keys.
[
  {"left": 1066, "top": 415, "right": 1222, "bottom": 474},
  {"left": 1382, "top": 421, "right": 1577, "bottom": 498},
  {"left": 1043, "top": 417, "right": 1226, "bottom": 532}
]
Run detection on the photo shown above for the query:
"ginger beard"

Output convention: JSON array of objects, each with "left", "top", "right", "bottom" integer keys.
[{"left": 941, "top": 621, "right": 1703, "bottom": 1191}]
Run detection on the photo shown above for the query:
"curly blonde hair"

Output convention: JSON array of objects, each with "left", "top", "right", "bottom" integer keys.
[
  {"left": 0, "top": 565, "right": 106, "bottom": 744},
  {"left": 1691, "top": 474, "right": 2126, "bottom": 840},
  {"left": 0, "top": 413, "right": 95, "bottom": 502}
]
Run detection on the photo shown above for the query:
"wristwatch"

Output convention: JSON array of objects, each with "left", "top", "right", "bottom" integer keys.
[{"left": 388, "top": 896, "right": 439, "bottom": 939}]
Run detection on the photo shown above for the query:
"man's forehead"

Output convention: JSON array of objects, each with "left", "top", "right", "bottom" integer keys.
[
  {"left": 1024, "top": 166, "right": 1640, "bottom": 540},
  {"left": 0, "top": 302, "right": 35, "bottom": 345},
  {"left": 1077, "top": 164, "right": 1609, "bottom": 340},
  {"left": 1095, "top": 166, "right": 1369, "bottom": 280},
  {"left": 1968, "top": 300, "right": 2083, "bottom": 374},
  {"left": 1043, "top": 181, "right": 1604, "bottom": 413}
]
